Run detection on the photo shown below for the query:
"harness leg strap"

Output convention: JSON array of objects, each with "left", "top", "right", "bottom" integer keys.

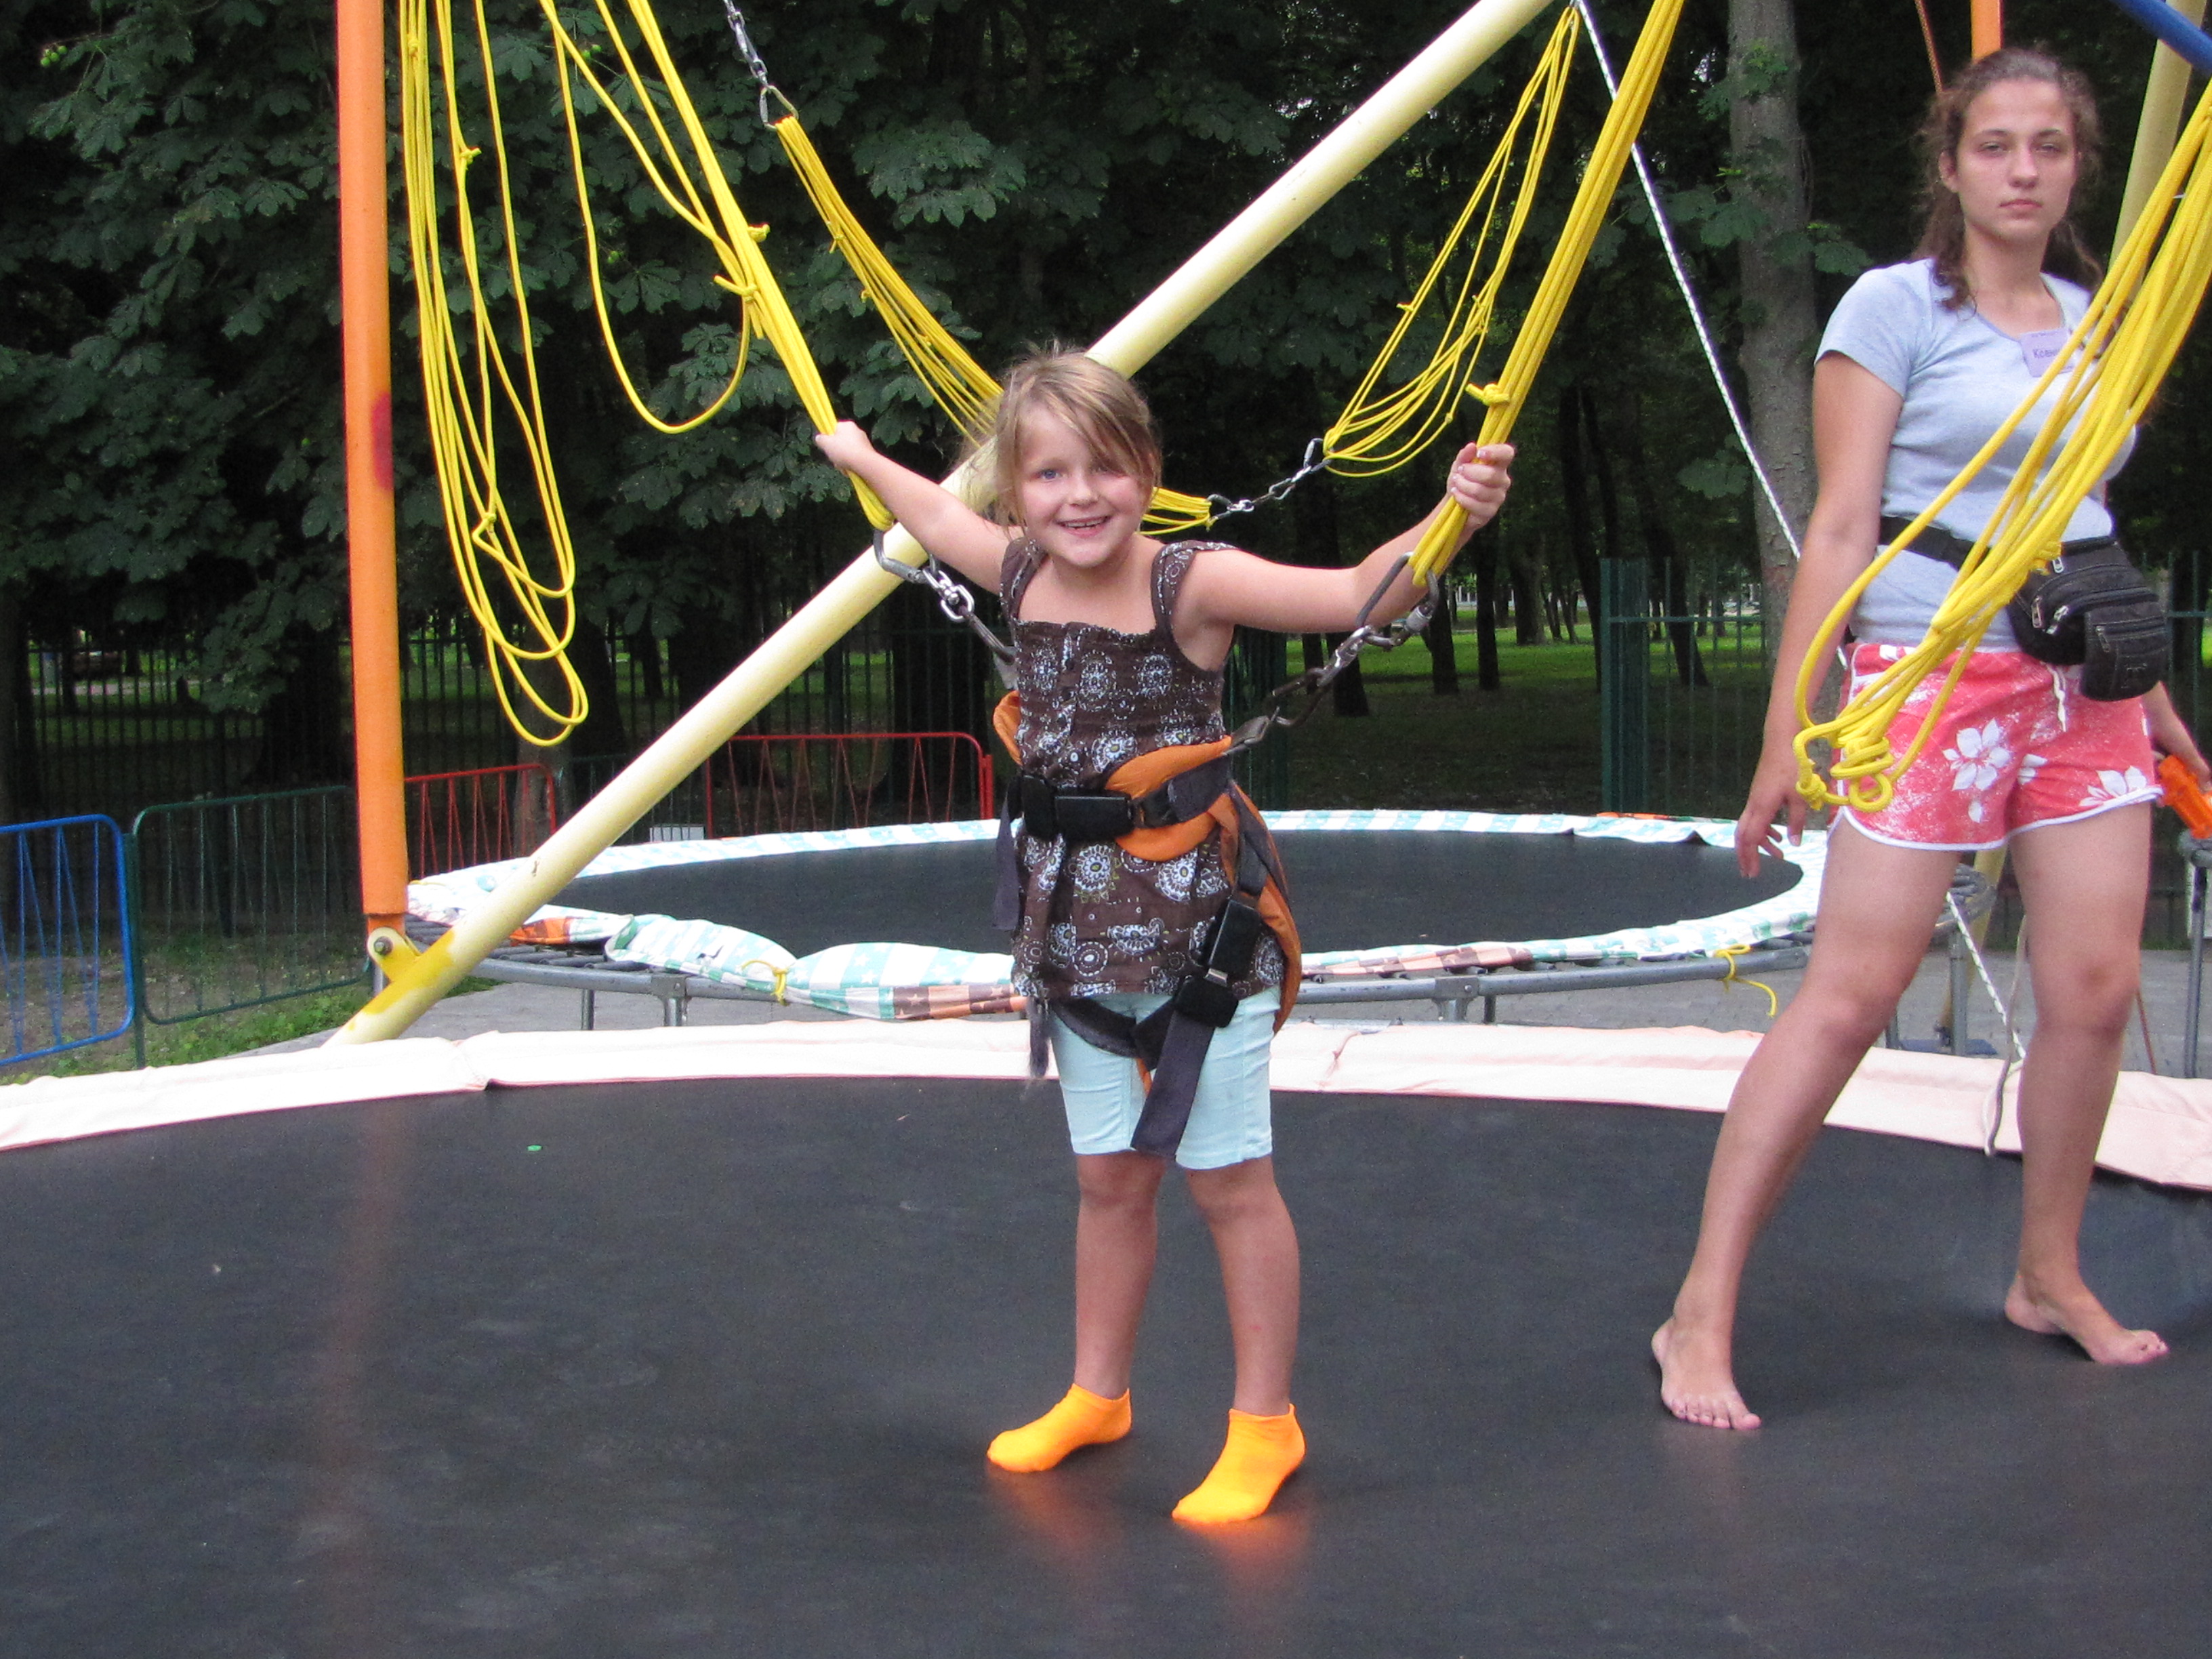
[{"left": 1130, "top": 1010, "right": 1219, "bottom": 1158}]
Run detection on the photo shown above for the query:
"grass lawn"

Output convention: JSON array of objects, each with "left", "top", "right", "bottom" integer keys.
[
  {"left": 1, "top": 977, "right": 499, "bottom": 1084},
  {"left": 1284, "top": 641, "right": 1605, "bottom": 813},
  {"left": 1277, "top": 630, "right": 1765, "bottom": 818}
]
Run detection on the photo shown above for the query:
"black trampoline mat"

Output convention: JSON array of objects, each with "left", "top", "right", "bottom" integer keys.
[
  {"left": 556, "top": 828, "right": 1801, "bottom": 956},
  {"left": 2, "top": 1081, "right": 2209, "bottom": 1658}
]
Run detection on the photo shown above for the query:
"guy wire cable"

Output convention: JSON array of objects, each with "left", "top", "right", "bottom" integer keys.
[{"left": 1572, "top": 0, "right": 1802, "bottom": 560}]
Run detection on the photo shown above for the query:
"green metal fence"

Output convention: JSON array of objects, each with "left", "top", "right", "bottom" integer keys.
[
  {"left": 1599, "top": 560, "right": 1770, "bottom": 819},
  {"left": 0, "top": 815, "right": 135, "bottom": 1065},
  {"left": 126, "top": 786, "right": 369, "bottom": 1061}
]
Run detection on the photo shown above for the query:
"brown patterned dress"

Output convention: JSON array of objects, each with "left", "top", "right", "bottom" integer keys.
[{"left": 1003, "top": 539, "right": 1287, "bottom": 1002}]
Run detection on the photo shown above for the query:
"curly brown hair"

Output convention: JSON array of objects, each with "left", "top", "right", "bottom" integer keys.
[{"left": 1912, "top": 45, "right": 2104, "bottom": 311}]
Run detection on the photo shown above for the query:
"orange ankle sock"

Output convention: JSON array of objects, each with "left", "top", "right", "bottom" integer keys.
[
  {"left": 987, "top": 1385, "right": 1132, "bottom": 1472},
  {"left": 1171, "top": 1406, "right": 1304, "bottom": 1523}
]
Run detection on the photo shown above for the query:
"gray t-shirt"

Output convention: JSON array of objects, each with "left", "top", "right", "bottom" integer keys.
[{"left": 1818, "top": 258, "right": 2131, "bottom": 647}]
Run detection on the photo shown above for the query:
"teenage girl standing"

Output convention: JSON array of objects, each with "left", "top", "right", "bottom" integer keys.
[
  {"left": 1655, "top": 48, "right": 2209, "bottom": 1431},
  {"left": 819, "top": 352, "right": 1511, "bottom": 1517}
]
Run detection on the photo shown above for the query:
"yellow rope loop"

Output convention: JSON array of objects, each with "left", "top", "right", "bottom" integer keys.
[
  {"left": 773, "top": 115, "right": 1002, "bottom": 445},
  {"left": 1322, "top": 7, "right": 1580, "bottom": 485},
  {"left": 401, "top": 0, "right": 902, "bottom": 747},
  {"left": 1793, "top": 85, "right": 2212, "bottom": 811},
  {"left": 1410, "top": 0, "right": 1688, "bottom": 588},
  {"left": 737, "top": 958, "right": 792, "bottom": 1003},
  {"left": 400, "top": 0, "right": 588, "bottom": 747},
  {"left": 1715, "top": 943, "right": 1780, "bottom": 1021},
  {"left": 1143, "top": 487, "right": 1218, "bottom": 536}
]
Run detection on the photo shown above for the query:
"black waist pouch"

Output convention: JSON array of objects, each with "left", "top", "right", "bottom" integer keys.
[{"left": 1881, "top": 517, "right": 2168, "bottom": 701}]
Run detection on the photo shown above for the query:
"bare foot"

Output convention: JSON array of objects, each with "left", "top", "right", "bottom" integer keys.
[
  {"left": 1652, "top": 1319, "right": 1762, "bottom": 1431},
  {"left": 2004, "top": 1275, "right": 2168, "bottom": 1365}
]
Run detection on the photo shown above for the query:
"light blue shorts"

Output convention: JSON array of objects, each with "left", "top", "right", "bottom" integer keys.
[{"left": 1049, "top": 988, "right": 1279, "bottom": 1170}]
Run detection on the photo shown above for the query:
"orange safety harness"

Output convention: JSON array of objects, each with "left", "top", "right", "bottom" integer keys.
[{"left": 991, "top": 693, "right": 1300, "bottom": 1157}]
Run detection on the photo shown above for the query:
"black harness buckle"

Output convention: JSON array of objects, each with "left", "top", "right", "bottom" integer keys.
[{"left": 1019, "top": 774, "right": 1137, "bottom": 841}]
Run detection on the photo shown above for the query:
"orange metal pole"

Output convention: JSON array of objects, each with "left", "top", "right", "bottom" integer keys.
[
  {"left": 1971, "top": 0, "right": 2002, "bottom": 58},
  {"left": 336, "top": 0, "right": 409, "bottom": 936}
]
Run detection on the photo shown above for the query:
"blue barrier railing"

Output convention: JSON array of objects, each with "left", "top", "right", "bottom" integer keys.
[{"left": 0, "top": 815, "right": 135, "bottom": 1065}]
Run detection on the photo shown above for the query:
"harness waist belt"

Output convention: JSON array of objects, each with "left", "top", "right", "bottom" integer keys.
[{"left": 1017, "top": 755, "right": 1236, "bottom": 842}]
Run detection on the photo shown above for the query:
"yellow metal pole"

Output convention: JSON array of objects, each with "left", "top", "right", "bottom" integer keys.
[
  {"left": 2117, "top": 0, "right": 2208, "bottom": 247},
  {"left": 327, "top": 0, "right": 1561, "bottom": 1044},
  {"left": 337, "top": 0, "right": 410, "bottom": 936}
]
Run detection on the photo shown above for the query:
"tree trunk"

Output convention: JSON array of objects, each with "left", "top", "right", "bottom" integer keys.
[
  {"left": 0, "top": 592, "right": 27, "bottom": 825},
  {"left": 628, "top": 632, "right": 665, "bottom": 706},
  {"left": 1730, "top": 0, "right": 1818, "bottom": 629},
  {"left": 1290, "top": 463, "right": 1367, "bottom": 718},
  {"left": 1427, "top": 582, "right": 1460, "bottom": 695},
  {"left": 566, "top": 614, "right": 630, "bottom": 762},
  {"left": 1471, "top": 529, "right": 1502, "bottom": 692},
  {"left": 247, "top": 626, "right": 349, "bottom": 788},
  {"left": 1510, "top": 533, "right": 1546, "bottom": 644},
  {"left": 1555, "top": 388, "right": 1605, "bottom": 674},
  {"left": 1622, "top": 393, "right": 1711, "bottom": 688}
]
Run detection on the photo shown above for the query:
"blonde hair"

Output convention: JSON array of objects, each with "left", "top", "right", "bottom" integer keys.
[{"left": 976, "top": 350, "right": 1163, "bottom": 525}]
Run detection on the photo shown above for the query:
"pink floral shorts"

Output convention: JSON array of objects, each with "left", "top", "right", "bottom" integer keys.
[{"left": 1840, "top": 642, "right": 2159, "bottom": 851}]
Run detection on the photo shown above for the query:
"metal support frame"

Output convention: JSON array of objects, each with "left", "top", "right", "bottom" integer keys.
[
  {"left": 2102, "top": 0, "right": 2212, "bottom": 77},
  {"left": 464, "top": 939, "right": 1814, "bottom": 1029},
  {"left": 2183, "top": 832, "right": 2212, "bottom": 1077}
]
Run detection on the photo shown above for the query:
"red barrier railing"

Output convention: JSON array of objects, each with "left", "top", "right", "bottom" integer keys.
[
  {"left": 406, "top": 763, "right": 559, "bottom": 876},
  {"left": 701, "top": 732, "right": 995, "bottom": 838}
]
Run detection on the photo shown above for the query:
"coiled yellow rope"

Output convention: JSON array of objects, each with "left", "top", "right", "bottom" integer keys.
[
  {"left": 1793, "top": 82, "right": 2212, "bottom": 813},
  {"left": 1408, "top": 0, "right": 1686, "bottom": 586},
  {"left": 399, "top": 0, "right": 588, "bottom": 747},
  {"left": 398, "top": 0, "right": 891, "bottom": 745},
  {"left": 1324, "top": 6, "right": 1580, "bottom": 478}
]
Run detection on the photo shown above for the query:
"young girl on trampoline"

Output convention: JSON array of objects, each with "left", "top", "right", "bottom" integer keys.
[
  {"left": 1655, "top": 47, "right": 2211, "bottom": 1431},
  {"left": 818, "top": 354, "right": 1511, "bottom": 1520}
]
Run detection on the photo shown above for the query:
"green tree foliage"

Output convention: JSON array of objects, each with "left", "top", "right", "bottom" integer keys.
[{"left": 1, "top": 0, "right": 2204, "bottom": 769}]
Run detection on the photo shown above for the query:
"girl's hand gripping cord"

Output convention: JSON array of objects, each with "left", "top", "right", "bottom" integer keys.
[{"left": 1444, "top": 443, "right": 1515, "bottom": 526}]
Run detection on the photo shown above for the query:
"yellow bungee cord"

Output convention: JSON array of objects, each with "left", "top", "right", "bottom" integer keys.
[
  {"left": 398, "top": 0, "right": 894, "bottom": 745},
  {"left": 752, "top": 6, "right": 1580, "bottom": 537},
  {"left": 1407, "top": 0, "right": 1686, "bottom": 587},
  {"left": 1323, "top": 5, "right": 1580, "bottom": 478},
  {"left": 400, "top": 0, "right": 587, "bottom": 747},
  {"left": 767, "top": 109, "right": 1216, "bottom": 535},
  {"left": 1793, "top": 81, "right": 2212, "bottom": 813}
]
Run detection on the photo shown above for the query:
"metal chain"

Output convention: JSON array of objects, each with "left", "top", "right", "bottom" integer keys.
[
  {"left": 1206, "top": 438, "right": 1330, "bottom": 525},
  {"left": 1229, "top": 557, "right": 1437, "bottom": 752},
  {"left": 719, "top": 1, "right": 794, "bottom": 126},
  {"left": 872, "top": 534, "right": 1019, "bottom": 682}
]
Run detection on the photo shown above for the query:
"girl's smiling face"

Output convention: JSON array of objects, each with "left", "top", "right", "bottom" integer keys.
[
  {"left": 1940, "top": 79, "right": 2078, "bottom": 251},
  {"left": 1015, "top": 409, "right": 1149, "bottom": 571}
]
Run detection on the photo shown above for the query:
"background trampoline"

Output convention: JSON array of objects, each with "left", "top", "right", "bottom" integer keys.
[{"left": 408, "top": 811, "right": 1824, "bottom": 1024}]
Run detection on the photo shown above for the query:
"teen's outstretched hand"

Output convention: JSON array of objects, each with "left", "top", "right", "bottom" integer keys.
[{"left": 1734, "top": 739, "right": 1811, "bottom": 880}]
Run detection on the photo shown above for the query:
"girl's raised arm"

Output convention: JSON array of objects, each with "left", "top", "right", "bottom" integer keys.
[
  {"left": 1176, "top": 443, "right": 1513, "bottom": 655},
  {"left": 815, "top": 423, "right": 1014, "bottom": 588}
]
